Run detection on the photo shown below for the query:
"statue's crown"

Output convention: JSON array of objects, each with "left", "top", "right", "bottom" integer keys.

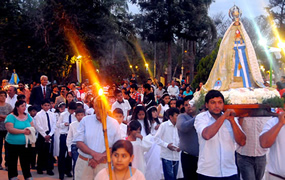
[{"left": 229, "top": 5, "right": 242, "bottom": 21}]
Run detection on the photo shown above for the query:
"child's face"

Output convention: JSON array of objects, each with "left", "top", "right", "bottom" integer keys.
[
  {"left": 29, "top": 110, "right": 37, "bottom": 117},
  {"left": 116, "top": 93, "right": 123, "bottom": 102},
  {"left": 170, "top": 100, "right": 176, "bottom": 108},
  {"left": 164, "top": 96, "right": 170, "bottom": 104},
  {"left": 111, "top": 148, "right": 134, "bottom": 171},
  {"left": 151, "top": 110, "right": 158, "bottom": 119},
  {"left": 137, "top": 110, "right": 145, "bottom": 120},
  {"left": 59, "top": 105, "right": 66, "bottom": 113},
  {"left": 130, "top": 128, "right": 141, "bottom": 137},
  {"left": 169, "top": 113, "right": 178, "bottom": 125},
  {"left": 68, "top": 109, "right": 76, "bottom": 114},
  {"left": 50, "top": 101, "right": 55, "bottom": 108},
  {"left": 75, "top": 113, "right": 85, "bottom": 122},
  {"left": 114, "top": 113, "right": 124, "bottom": 124},
  {"left": 41, "top": 103, "right": 50, "bottom": 111}
]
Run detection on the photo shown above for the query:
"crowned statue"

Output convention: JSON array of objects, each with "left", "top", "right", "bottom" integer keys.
[{"left": 203, "top": 5, "right": 264, "bottom": 91}]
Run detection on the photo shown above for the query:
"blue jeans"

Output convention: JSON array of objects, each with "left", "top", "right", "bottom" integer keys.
[
  {"left": 236, "top": 153, "right": 266, "bottom": 180},
  {"left": 162, "top": 158, "right": 179, "bottom": 180},
  {"left": 71, "top": 144, "right": 79, "bottom": 177}
]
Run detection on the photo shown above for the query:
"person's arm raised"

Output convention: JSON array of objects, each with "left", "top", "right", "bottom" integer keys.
[
  {"left": 228, "top": 116, "right": 246, "bottom": 146},
  {"left": 202, "top": 109, "right": 234, "bottom": 140},
  {"left": 260, "top": 113, "right": 285, "bottom": 148}
]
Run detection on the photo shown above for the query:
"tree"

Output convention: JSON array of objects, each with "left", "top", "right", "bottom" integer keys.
[
  {"left": 266, "top": 0, "right": 285, "bottom": 37},
  {"left": 191, "top": 38, "right": 221, "bottom": 89}
]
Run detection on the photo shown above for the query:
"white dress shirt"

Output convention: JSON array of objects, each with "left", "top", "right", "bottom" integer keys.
[
  {"left": 111, "top": 99, "right": 131, "bottom": 121},
  {"left": 154, "top": 120, "right": 180, "bottom": 161},
  {"left": 5, "top": 94, "right": 18, "bottom": 109},
  {"left": 167, "top": 85, "right": 179, "bottom": 98},
  {"left": 120, "top": 123, "right": 127, "bottom": 139},
  {"left": 66, "top": 120, "right": 80, "bottom": 152},
  {"left": 34, "top": 109, "right": 57, "bottom": 137},
  {"left": 57, "top": 111, "right": 77, "bottom": 134},
  {"left": 74, "top": 115, "right": 121, "bottom": 158},
  {"left": 260, "top": 117, "right": 285, "bottom": 177},
  {"left": 194, "top": 111, "right": 242, "bottom": 177}
]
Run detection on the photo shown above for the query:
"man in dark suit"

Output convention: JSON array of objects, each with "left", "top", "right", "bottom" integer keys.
[{"left": 30, "top": 75, "right": 51, "bottom": 111}]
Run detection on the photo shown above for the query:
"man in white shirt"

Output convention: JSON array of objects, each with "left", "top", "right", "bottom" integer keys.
[
  {"left": 34, "top": 99, "right": 57, "bottom": 175},
  {"left": 155, "top": 108, "right": 181, "bottom": 180},
  {"left": 260, "top": 113, "right": 285, "bottom": 179},
  {"left": 5, "top": 86, "right": 17, "bottom": 109},
  {"left": 194, "top": 90, "right": 246, "bottom": 180},
  {"left": 236, "top": 116, "right": 270, "bottom": 180},
  {"left": 111, "top": 89, "right": 131, "bottom": 123},
  {"left": 167, "top": 80, "right": 179, "bottom": 99},
  {"left": 57, "top": 101, "right": 77, "bottom": 180},
  {"left": 74, "top": 96, "right": 121, "bottom": 180}
]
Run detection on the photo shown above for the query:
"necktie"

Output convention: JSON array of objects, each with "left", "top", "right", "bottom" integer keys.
[
  {"left": 69, "top": 114, "right": 72, "bottom": 124},
  {"left": 46, "top": 112, "right": 51, "bottom": 134},
  {"left": 43, "top": 86, "right": 46, "bottom": 99}
]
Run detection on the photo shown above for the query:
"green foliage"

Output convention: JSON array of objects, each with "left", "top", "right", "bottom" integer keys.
[
  {"left": 262, "top": 96, "right": 284, "bottom": 108},
  {"left": 195, "top": 92, "right": 205, "bottom": 111},
  {"left": 191, "top": 38, "right": 221, "bottom": 89}
]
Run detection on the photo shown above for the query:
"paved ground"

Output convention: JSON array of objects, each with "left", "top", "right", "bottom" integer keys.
[{"left": 1, "top": 153, "right": 73, "bottom": 180}]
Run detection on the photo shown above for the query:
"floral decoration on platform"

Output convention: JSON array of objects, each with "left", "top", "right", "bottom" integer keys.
[{"left": 193, "top": 88, "right": 281, "bottom": 106}]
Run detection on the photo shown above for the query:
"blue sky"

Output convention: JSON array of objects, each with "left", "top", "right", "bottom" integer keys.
[
  {"left": 209, "top": 0, "right": 270, "bottom": 18},
  {"left": 128, "top": 0, "right": 270, "bottom": 18}
]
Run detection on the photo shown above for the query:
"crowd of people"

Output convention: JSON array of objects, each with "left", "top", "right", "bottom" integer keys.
[{"left": 0, "top": 75, "right": 284, "bottom": 180}]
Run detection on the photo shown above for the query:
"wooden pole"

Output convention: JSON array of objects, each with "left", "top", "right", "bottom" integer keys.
[{"left": 98, "top": 97, "right": 112, "bottom": 180}]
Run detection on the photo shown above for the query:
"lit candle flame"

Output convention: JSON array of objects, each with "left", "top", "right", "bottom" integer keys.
[{"left": 99, "top": 88, "right": 104, "bottom": 96}]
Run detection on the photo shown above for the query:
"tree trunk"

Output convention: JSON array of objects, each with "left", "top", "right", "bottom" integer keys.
[
  {"left": 189, "top": 40, "right": 196, "bottom": 83},
  {"left": 167, "top": 41, "right": 172, "bottom": 83}
]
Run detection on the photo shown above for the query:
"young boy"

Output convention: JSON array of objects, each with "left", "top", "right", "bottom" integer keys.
[
  {"left": 66, "top": 108, "right": 85, "bottom": 178},
  {"left": 113, "top": 108, "right": 127, "bottom": 139},
  {"left": 34, "top": 99, "right": 57, "bottom": 175},
  {"left": 111, "top": 89, "right": 131, "bottom": 123},
  {"left": 154, "top": 108, "right": 180, "bottom": 180},
  {"left": 57, "top": 101, "right": 77, "bottom": 180},
  {"left": 28, "top": 105, "right": 38, "bottom": 169}
]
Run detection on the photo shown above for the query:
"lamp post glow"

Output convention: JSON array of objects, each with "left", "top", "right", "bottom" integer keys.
[{"left": 145, "top": 63, "right": 149, "bottom": 71}]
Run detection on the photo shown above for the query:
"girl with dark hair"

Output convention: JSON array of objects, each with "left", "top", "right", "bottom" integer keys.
[
  {"left": 126, "top": 121, "right": 152, "bottom": 175},
  {"left": 66, "top": 92, "right": 75, "bottom": 108},
  {"left": 54, "top": 102, "right": 66, "bottom": 157},
  {"left": 169, "top": 99, "right": 177, "bottom": 108},
  {"left": 157, "top": 93, "right": 170, "bottom": 122},
  {"left": 147, "top": 106, "right": 160, "bottom": 135},
  {"left": 5, "top": 100, "right": 34, "bottom": 180},
  {"left": 95, "top": 140, "right": 146, "bottom": 180},
  {"left": 131, "top": 105, "right": 150, "bottom": 136}
]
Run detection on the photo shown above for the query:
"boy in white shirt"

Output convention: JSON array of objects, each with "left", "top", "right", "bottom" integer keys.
[
  {"left": 57, "top": 101, "right": 77, "bottom": 179},
  {"left": 66, "top": 108, "right": 85, "bottom": 179},
  {"left": 111, "top": 89, "right": 131, "bottom": 124},
  {"left": 113, "top": 108, "right": 127, "bottom": 139},
  {"left": 155, "top": 108, "right": 180, "bottom": 180}
]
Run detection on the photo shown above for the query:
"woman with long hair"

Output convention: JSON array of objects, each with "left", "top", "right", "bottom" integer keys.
[{"left": 131, "top": 105, "right": 150, "bottom": 136}]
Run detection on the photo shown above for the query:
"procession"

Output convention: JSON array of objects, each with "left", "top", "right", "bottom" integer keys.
[{"left": 1, "top": 1, "right": 285, "bottom": 180}]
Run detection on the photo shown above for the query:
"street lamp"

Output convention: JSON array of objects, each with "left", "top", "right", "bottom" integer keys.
[
  {"left": 130, "top": 65, "right": 133, "bottom": 69},
  {"left": 145, "top": 63, "right": 149, "bottom": 71},
  {"left": 76, "top": 55, "right": 82, "bottom": 83}
]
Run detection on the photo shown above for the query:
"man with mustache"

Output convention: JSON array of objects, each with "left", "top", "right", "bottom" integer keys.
[{"left": 194, "top": 90, "right": 246, "bottom": 180}]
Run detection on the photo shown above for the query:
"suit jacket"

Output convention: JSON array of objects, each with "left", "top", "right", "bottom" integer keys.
[{"left": 30, "top": 85, "right": 51, "bottom": 111}]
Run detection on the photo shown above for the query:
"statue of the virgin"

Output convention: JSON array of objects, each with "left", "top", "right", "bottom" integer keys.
[{"left": 203, "top": 5, "right": 264, "bottom": 91}]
